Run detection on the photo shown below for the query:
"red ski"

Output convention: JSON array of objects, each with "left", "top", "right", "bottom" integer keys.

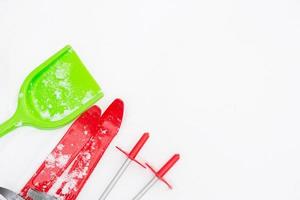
[{"left": 20, "top": 99, "right": 124, "bottom": 200}]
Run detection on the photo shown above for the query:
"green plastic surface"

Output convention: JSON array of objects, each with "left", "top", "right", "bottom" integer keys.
[{"left": 0, "top": 45, "right": 104, "bottom": 137}]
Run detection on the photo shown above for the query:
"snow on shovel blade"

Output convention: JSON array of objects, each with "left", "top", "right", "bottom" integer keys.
[{"left": 0, "top": 45, "right": 103, "bottom": 137}]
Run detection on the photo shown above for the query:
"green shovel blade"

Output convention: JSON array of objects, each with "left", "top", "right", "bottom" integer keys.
[{"left": 0, "top": 45, "right": 104, "bottom": 137}]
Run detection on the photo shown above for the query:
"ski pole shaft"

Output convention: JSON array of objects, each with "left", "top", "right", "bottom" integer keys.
[
  {"left": 132, "top": 177, "right": 158, "bottom": 200},
  {"left": 99, "top": 133, "right": 149, "bottom": 200},
  {"left": 99, "top": 158, "right": 131, "bottom": 200}
]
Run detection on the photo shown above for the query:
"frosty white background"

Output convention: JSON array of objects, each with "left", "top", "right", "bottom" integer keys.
[{"left": 1, "top": 0, "right": 300, "bottom": 200}]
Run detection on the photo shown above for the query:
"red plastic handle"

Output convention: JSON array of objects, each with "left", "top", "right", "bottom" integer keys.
[
  {"left": 157, "top": 154, "right": 180, "bottom": 177},
  {"left": 116, "top": 133, "right": 150, "bottom": 168},
  {"left": 129, "top": 133, "right": 149, "bottom": 159},
  {"left": 146, "top": 154, "right": 180, "bottom": 189}
]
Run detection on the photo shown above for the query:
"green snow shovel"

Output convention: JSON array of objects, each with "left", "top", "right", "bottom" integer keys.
[{"left": 0, "top": 45, "right": 104, "bottom": 137}]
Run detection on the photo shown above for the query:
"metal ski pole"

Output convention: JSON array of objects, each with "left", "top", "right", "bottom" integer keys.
[
  {"left": 132, "top": 154, "right": 180, "bottom": 200},
  {"left": 99, "top": 133, "right": 150, "bottom": 200}
]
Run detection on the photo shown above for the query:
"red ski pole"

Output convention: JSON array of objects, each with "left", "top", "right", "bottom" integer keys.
[{"left": 99, "top": 133, "right": 150, "bottom": 200}]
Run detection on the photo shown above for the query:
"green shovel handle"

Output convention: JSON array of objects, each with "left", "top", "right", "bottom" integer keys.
[{"left": 0, "top": 114, "right": 21, "bottom": 137}]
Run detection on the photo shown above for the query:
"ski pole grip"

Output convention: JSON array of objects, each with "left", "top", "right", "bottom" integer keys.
[
  {"left": 129, "top": 133, "right": 150, "bottom": 159},
  {"left": 157, "top": 154, "right": 180, "bottom": 178},
  {"left": 116, "top": 133, "right": 150, "bottom": 168},
  {"left": 146, "top": 154, "right": 180, "bottom": 189}
]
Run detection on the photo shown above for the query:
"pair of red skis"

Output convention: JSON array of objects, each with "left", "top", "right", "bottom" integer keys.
[{"left": 17, "top": 98, "right": 124, "bottom": 200}]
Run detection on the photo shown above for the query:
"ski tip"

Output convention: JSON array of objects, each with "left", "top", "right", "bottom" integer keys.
[
  {"left": 108, "top": 98, "right": 124, "bottom": 111},
  {"left": 88, "top": 105, "right": 102, "bottom": 114},
  {"left": 100, "top": 98, "right": 124, "bottom": 130},
  {"left": 109, "top": 98, "right": 124, "bottom": 118},
  {"left": 112, "top": 98, "right": 124, "bottom": 108}
]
